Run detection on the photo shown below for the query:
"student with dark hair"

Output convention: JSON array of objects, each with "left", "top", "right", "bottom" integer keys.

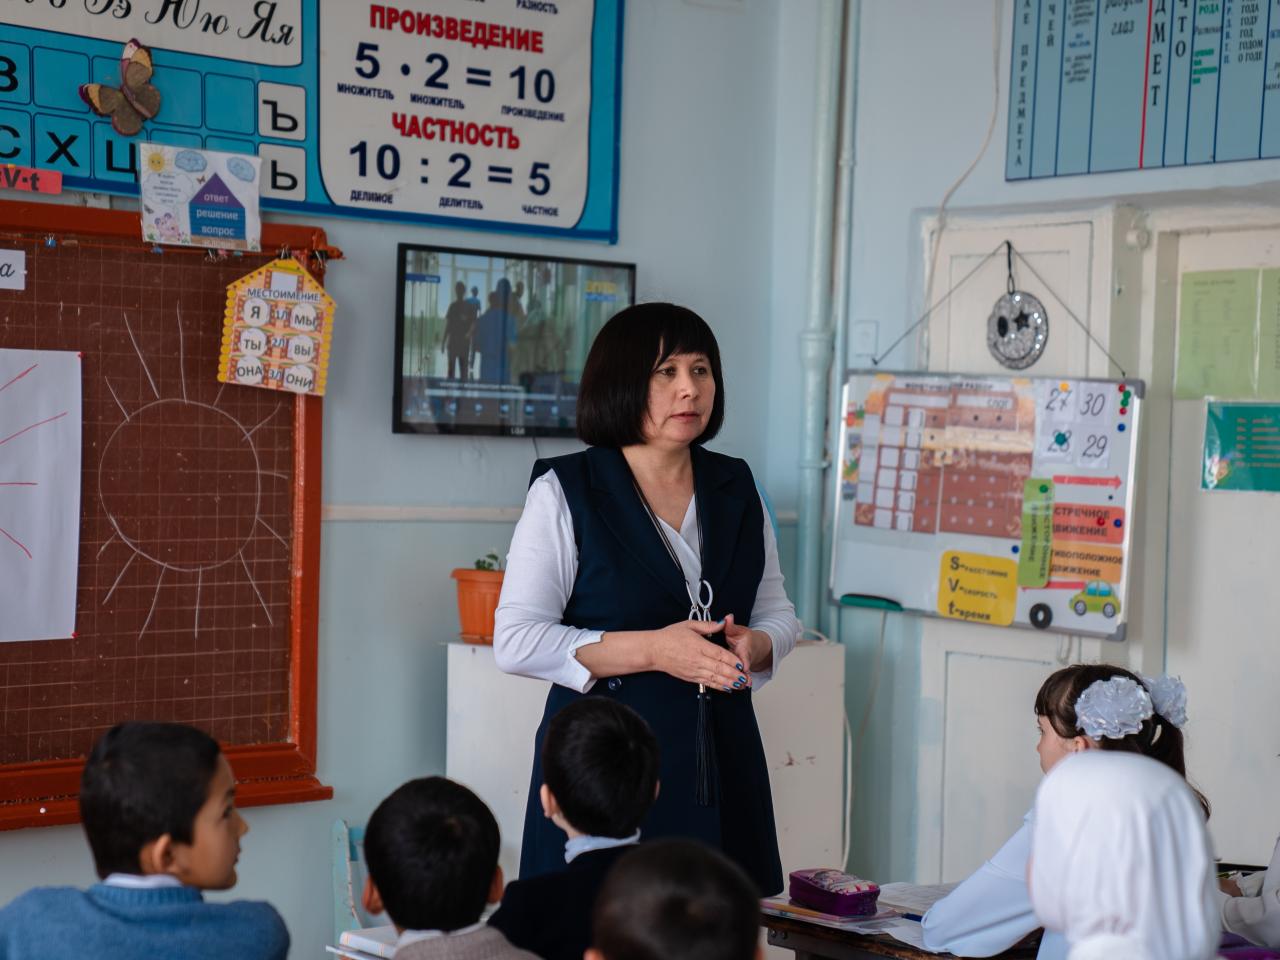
[
  {"left": 587, "top": 839, "right": 762, "bottom": 960},
  {"left": 495, "top": 303, "right": 801, "bottom": 895},
  {"left": 489, "top": 698, "right": 659, "bottom": 960},
  {"left": 0, "top": 722, "right": 288, "bottom": 960},
  {"left": 361, "top": 777, "right": 537, "bottom": 960},
  {"left": 922, "top": 664, "right": 1208, "bottom": 959}
]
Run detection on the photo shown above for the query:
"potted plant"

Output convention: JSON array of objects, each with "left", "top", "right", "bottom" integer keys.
[{"left": 451, "top": 551, "right": 504, "bottom": 644}]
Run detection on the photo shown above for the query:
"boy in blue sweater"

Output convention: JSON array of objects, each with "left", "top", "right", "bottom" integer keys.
[{"left": 0, "top": 722, "right": 289, "bottom": 960}]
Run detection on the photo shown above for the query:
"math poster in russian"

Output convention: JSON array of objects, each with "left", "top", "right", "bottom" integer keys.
[{"left": 139, "top": 144, "right": 262, "bottom": 252}]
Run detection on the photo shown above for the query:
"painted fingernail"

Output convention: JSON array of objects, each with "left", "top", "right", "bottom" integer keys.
[
  {"left": 733, "top": 680, "right": 743, "bottom": 688},
  {"left": 735, "top": 663, "right": 743, "bottom": 671},
  {"left": 723, "top": 685, "right": 732, "bottom": 692}
]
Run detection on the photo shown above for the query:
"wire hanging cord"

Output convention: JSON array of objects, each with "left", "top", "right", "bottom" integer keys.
[
  {"left": 871, "top": 239, "right": 1128, "bottom": 379},
  {"left": 628, "top": 477, "right": 720, "bottom": 807},
  {"left": 871, "top": 241, "right": 1006, "bottom": 367},
  {"left": 1007, "top": 241, "right": 1127, "bottom": 379}
]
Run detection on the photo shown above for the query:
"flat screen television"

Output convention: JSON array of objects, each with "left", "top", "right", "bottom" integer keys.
[{"left": 393, "top": 243, "right": 637, "bottom": 437}]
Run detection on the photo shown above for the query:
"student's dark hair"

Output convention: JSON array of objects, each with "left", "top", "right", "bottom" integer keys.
[
  {"left": 79, "top": 722, "right": 222, "bottom": 878},
  {"left": 542, "top": 697, "right": 659, "bottom": 838},
  {"left": 1035, "top": 663, "right": 1210, "bottom": 817},
  {"left": 592, "top": 840, "right": 760, "bottom": 960},
  {"left": 576, "top": 303, "right": 725, "bottom": 448},
  {"left": 363, "top": 777, "right": 500, "bottom": 931}
]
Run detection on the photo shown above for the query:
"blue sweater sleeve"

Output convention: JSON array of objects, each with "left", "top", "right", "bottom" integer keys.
[{"left": 920, "top": 815, "right": 1065, "bottom": 960}]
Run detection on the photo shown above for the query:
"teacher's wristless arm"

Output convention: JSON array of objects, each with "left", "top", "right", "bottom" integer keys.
[{"left": 575, "top": 621, "right": 751, "bottom": 691}]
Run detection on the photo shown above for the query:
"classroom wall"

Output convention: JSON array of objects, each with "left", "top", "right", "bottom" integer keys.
[
  {"left": 15, "top": 0, "right": 1280, "bottom": 941},
  {"left": 826, "top": 0, "right": 1280, "bottom": 884},
  {"left": 0, "top": 2, "right": 815, "bottom": 957}
]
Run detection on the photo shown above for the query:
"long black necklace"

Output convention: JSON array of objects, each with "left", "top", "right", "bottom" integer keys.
[{"left": 629, "top": 474, "right": 718, "bottom": 807}]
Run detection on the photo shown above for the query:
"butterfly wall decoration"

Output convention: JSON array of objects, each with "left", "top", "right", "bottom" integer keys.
[{"left": 79, "top": 39, "right": 161, "bottom": 137}]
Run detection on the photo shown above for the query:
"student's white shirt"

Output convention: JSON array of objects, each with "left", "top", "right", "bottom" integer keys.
[
  {"left": 1222, "top": 834, "right": 1280, "bottom": 948},
  {"left": 1029, "top": 752, "right": 1219, "bottom": 960},
  {"left": 920, "top": 811, "right": 1067, "bottom": 960},
  {"left": 563, "top": 830, "right": 640, "bottom": 864},
  {"left": 494, "top": 471, "right": 800, "bottom": 693},
  {"left": 102, "top": 874, "right": 183, "bottom": 889},
  {"left": 396, "top": 922, "right": 485, "bottom": 951}
]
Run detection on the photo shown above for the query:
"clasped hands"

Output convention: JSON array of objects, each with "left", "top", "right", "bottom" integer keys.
[{"left": 651, "top": 614, "right": 769, "bottom": 692}]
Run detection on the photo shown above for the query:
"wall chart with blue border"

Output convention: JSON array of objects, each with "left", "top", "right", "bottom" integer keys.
[
  {"left": 1007, "top": 0, "right": 1280, "bottom": 180},
  {"left": 0, "top": 0, "right": 623, "bottom": 242}
]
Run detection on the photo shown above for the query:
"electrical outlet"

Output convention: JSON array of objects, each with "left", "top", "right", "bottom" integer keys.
[{"left": 851, "top": 320, "right": 878, "bottom": 359}]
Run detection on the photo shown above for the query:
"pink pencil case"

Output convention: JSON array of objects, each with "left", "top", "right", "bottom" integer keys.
[{"left": 788, "top": 868, "right": 880, "bottom": 917}]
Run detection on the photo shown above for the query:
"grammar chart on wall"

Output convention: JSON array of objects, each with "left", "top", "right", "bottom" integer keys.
[{"left": 830, "top": 372, "right": 1144, "bottom": 641}]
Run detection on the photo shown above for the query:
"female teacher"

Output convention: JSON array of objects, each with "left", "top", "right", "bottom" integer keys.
[{"left": 494, "top": 302, "right": 800, "bottom": 895}]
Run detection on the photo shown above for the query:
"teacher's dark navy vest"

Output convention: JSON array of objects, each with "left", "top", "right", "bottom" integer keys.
[{"left": 517, "top": 445, "right": 784, "bottom": 896}]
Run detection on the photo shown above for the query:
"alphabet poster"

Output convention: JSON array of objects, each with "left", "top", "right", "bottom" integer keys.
[
  {"left": 140, "top": 144, "right": 262, "bottom": 251},
  {"left": 218, "top": 259, "right": 334, "bottom": 396},
  {"left": 830, "top": 371, "right": 1143, "bottom": 640},
  {"left": 0, "top": 0, "right": 623, "bottom": 242},
  {"left": 0, "top": 348, "right": 82, "bottom": 643}
]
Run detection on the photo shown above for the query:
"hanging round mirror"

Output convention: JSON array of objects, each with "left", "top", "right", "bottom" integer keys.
[{"left": 987, "top": 290, "right": 1048, "bottom": 370}]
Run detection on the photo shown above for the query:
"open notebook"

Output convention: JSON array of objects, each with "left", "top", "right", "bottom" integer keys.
[{"left": 327, "top": 925, "right": 397, "bottom": 960}]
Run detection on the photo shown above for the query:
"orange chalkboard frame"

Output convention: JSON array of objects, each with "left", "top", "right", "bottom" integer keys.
[{"left": 0, "top": 199, "right": 336, "bottom": 830}]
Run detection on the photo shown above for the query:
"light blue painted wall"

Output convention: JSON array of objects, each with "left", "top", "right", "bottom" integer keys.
[
  {"left": 814, "top": 0, "right": 1280, "bottom": 885},
  {"left": 0, "top": 3, "right": 812, "bottom": 958},
  {"left": 17, "top": 0, "right": 1280, "bottom": 943}
]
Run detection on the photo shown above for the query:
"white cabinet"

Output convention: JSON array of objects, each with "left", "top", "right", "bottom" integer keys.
[{"left": 446, "top": 641, "right": 847, "bottom": 884}]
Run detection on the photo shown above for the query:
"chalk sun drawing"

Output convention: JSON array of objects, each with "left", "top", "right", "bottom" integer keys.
[
  {"left": 0, "top": 361, "right": 68, "bottom": 560},
  {"left": 97, "top": 304, "right": 288, "bottom": 640}
]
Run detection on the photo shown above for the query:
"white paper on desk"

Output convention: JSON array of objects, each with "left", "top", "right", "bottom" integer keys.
[
  {"left": 876, "top": 881, "right": 959, "bottom": 916},
  {"left": 338, "top": 925, "right": 396, "bottom": 959},
  {"left": 325, "top": 947, "right": 382, "bottom": 960},
  {"left": 881, "top": 919, "right": 947, "bottom": 953},
  {"left": 0, "top": 349, "right": 81, "bottom": 643}
]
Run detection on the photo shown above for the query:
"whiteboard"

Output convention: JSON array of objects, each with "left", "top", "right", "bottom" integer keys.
[{"left": 829, "top": 371, "right": 1143, "bottom": 640}]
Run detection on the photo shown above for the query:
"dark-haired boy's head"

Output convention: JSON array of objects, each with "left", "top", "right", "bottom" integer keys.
[
  {"left": 540, "top": 697, "right": 659, "bottom": 839},
  {"left": 588, "top": 840, "right": 762, "bottom": 960},
  {"left": 361, "top": 777, "right": 503, "bottom": 932},
  {"left": 80, "top": 721, "right": 246, "bottom": 889}
]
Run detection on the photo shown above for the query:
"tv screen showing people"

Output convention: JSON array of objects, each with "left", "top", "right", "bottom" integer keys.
[{"left": 393, "top": 244, "right": 637, "bottom": 437}]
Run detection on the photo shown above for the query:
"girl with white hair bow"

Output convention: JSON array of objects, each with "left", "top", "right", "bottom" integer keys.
[
  {"left": 1030, "top": 750, "right": 1220, "bottom": 960},
  {"left": 922, "top": 665, "right": 1207, "bottom": 959}
]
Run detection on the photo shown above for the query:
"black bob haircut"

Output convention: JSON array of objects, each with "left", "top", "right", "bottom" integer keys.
[
  {"left": 363, "top": 777, "right": 500, "bottom": 932},
  {"left": 576, "top": 303, "right": 725, "bottom": 448},
  {"left": 79, "top": 722, "right": 223, "bottom": 878},
  {"left": 542, "top": 697, "right": 659, "bottom": 839},
  {"left": 591, "top": 839, "right": 761, "bottom": 960}
]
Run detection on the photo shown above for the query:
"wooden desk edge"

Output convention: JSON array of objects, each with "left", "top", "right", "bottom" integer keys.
[{"left": 763, "top": 913, "right": 1038, "bottom": 960}]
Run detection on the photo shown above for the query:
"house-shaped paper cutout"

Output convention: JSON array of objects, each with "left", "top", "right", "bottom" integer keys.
[
  {"left": 190, "top": 173, "right": 246, "bottom": 242},
  {"left": 218, "top": 259, "right": 336, "bottom": 396}
]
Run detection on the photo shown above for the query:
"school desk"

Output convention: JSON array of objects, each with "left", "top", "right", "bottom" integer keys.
[{"left": 763, "top": 913, "right": 1039, "bottom": 960}]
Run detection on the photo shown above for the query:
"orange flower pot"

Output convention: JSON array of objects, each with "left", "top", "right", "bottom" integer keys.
[{"left": 451, "top": 568, "right": 505, "bottom": 643}]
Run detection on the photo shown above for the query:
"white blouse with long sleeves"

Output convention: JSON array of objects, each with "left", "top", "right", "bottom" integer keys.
[
  {"left": 1222, "top": 835, "right": 1280, "bottom": 948},
  {"left": 493, "top": 470, "right": 800, "bottom": 694},
  {"left": 921, "top": 810, "right": 1067, "bottom": 960}
]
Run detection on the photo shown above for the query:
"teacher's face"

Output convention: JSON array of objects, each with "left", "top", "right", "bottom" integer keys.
[{"left": 642, "top": 352, "right": 715, "bottom": 447}]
